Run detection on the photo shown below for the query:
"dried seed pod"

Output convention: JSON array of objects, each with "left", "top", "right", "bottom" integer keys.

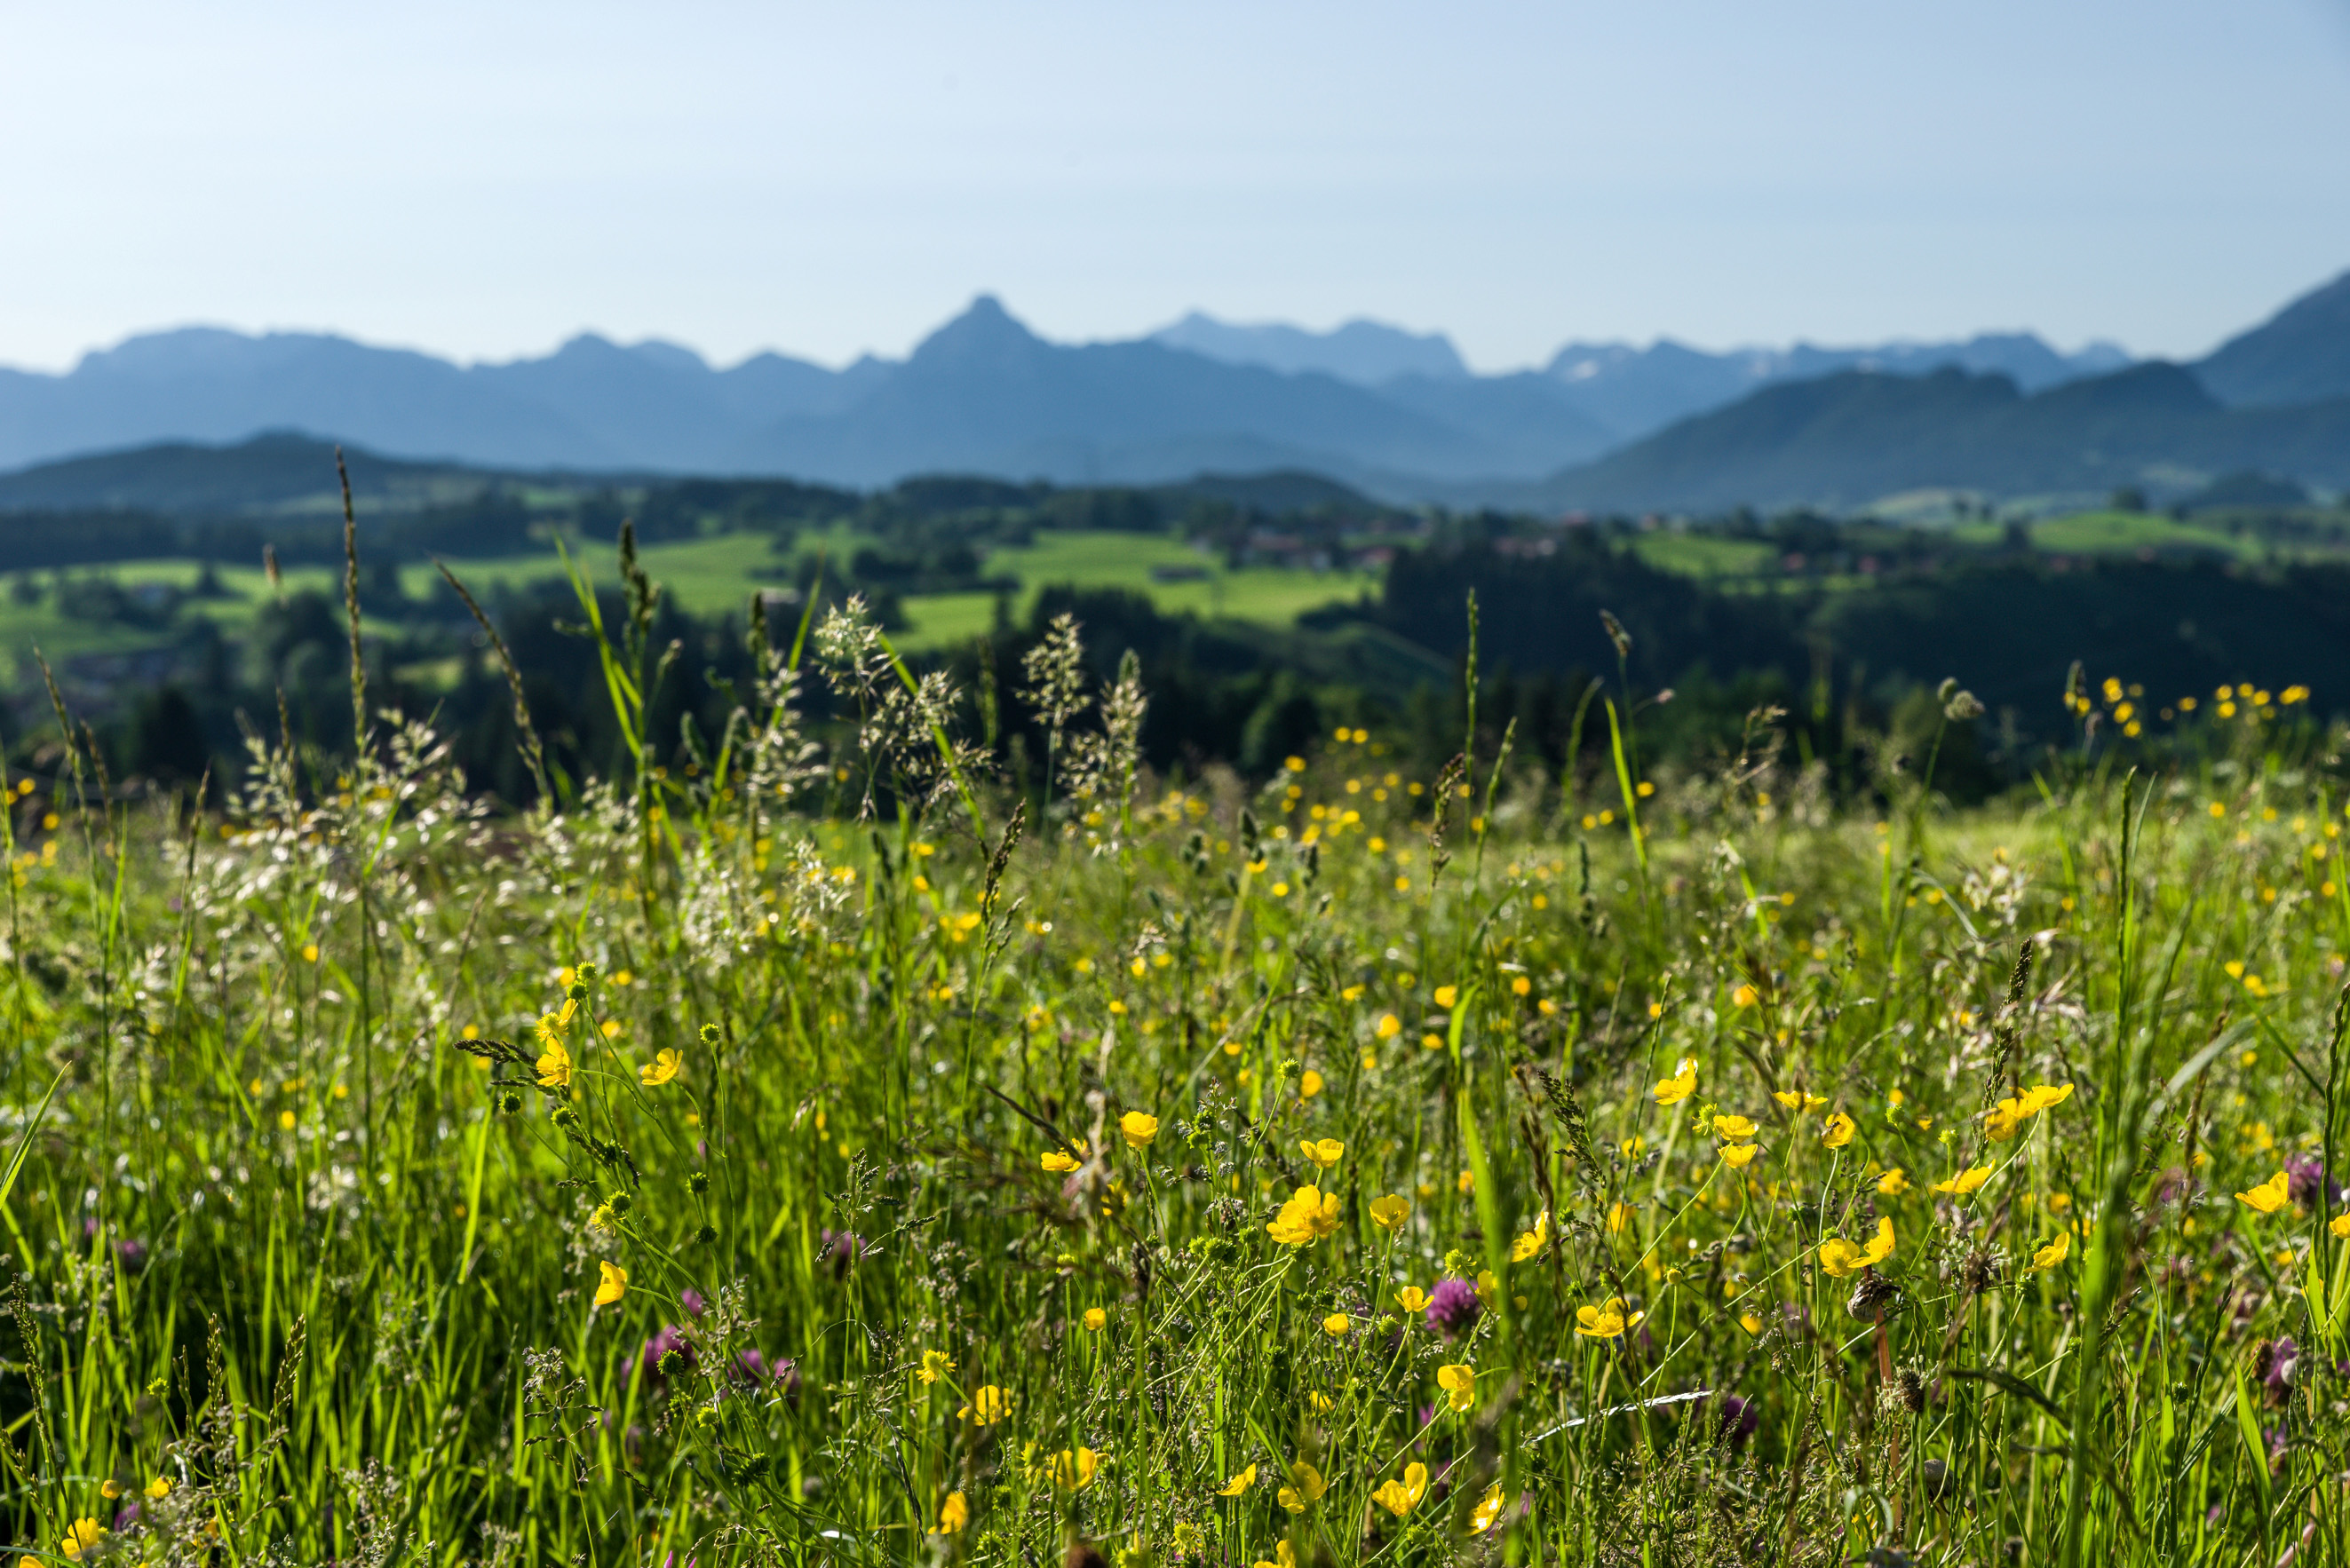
[{"left": 1846, "top": 1270, "right": 1899, "bottom": 1320}]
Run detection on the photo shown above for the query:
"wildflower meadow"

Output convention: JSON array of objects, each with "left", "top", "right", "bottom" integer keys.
[{"left": 2, "top": 532, "right": 2346, "bottom": 1566}]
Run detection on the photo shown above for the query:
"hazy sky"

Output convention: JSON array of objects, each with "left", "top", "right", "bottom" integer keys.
[{"left": 5, "top": 1, "right": 2348, "bottom": 373}]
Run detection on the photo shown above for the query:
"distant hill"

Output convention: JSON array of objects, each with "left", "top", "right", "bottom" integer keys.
[
  {"left": 1148, "top": 313, "right": 1470, "bottom": 384},
  {"left": 25, "top": 269, "right": 2350, "bottom": 511},
  {"left": 0, "top": 432, "right": 509, "bottom": 515},
  {"left": 723, "top": 297, "right": 1591, "bottom": 488},
  {"left": 0, "top": 301, "right": 1608, "bottom": 494},
  {"left": 1540, "top": 333, "right": 2132, "bottom": 442},
  {"left": 0, "top": 328, "right": 851, "bottom": 474},
  {"left": 1521, "top": 361, "right": 2350, "bottom": 513},
  {"left": 2195, "top": 269, "right": 2350, "bottom": 408}
]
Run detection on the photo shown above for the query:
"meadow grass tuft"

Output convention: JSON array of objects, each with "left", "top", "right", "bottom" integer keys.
[{"left": 0, "top": 561, "right": 2346, "bottom": 1566}]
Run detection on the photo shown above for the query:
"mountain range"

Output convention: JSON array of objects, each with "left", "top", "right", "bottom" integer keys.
[{"left": 4, "top": 270, "right": 2350, "bottom": 511}]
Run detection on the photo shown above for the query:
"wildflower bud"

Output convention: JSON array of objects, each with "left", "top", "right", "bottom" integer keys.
[
  {"left": 695, "top": 1224, "right": 718, "bottom": 1245},
  {"left": 1893, "top": 1367, "right": 1927, "bottom": 1414},
  {"left": 657, "top": 1349, "right": 687, "bottom": 1380},
  {"left": 552, "top": 1106, "right": 579, "bottom": 1129},
  {"left": 688, "top": 1172, "right": 711, "bottom": 1195},
  {"left": 608, "top": 1193, "right": 632, "bottom": 1216},
  {"left": 574, "top": 962, "right": 599, "bottom": 985},
  {"left": 568, "top": 982, "right": 590, "bottom": 1003},
  {"left": 700, "top": 1025, "right": 723, "bottom": 1047},
  {"left": 499, "top": 1092, "right": 522, "bottom": 1115}
]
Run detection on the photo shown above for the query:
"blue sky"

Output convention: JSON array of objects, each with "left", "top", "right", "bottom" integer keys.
[{"left": 4, "top": 1, "right": 2347, "bottom": 372}]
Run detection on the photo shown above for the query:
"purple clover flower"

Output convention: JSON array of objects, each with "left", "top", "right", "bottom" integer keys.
[
  {"left": 2286, "top": 1155, "right": 2342, "bottom": 1207},
  {"left": 1424, "top": 1277, "right": 1481, "bottom": 1335}
]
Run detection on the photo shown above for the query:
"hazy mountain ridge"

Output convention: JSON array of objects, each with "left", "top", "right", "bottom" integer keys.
[
  {"left": 6, "top": 267, "right": 2350, "bottom": 511},
  {"left": 1517, "top": 361, "right": 2350, "bottom": 513}
]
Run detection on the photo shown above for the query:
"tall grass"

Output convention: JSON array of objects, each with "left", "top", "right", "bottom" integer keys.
[{"left": 0, "top": 543, "right": 2344, "bottom": 1566}]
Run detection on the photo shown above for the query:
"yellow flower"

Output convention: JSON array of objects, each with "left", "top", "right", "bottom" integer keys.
[
  {"left": 1606, "top": 1200, "right": 1633, "bottom": 1235},
  {"left": 1376, "top": 1012, "right": 1401, "bottom": 1039},
  {"left": 1043, "top": 1149, "right": 1081, "bottom": 1174},
  {"left": 1436, "top": 1362, "right": 1477, "bottom": 1410},
  {"left": 536, "top": 1038, "right": 573, "bottom": 1089},
  {"left": 536, "top": 1004, "right": 574, "bottom": 1047},
  {"left": 1738, "top": 1311, "right": 1765, "bottom": 1334},
  {"left": 1774, "top": 1089, "right": 1827, "bottom": 1113},
  {"left": 1818, "top": 1217, "right": 1896, "bottom": 1278},
  {"left": 1084, "top": 1307, "right": 1108, "bottom": 1331},
  {"left": 1050, "top": 1447, "right": 1100, "bottom": 1493},
  {"left": 639, "top": 1048, "right": 681, "bottom": 1087},
  {"left": 933, "top": 1492, "right": 969, "bottom": 1534},
  {"left": 1510, "top": 1210, "right": 1550, "bottom": 1262},
  {"left": 1369, "top": 1193, "right": 1411, "bottom": 1231},
  {"left": 1277, "top": 1460, "right": 1327, "bottom": 1512},
  {"left": 1219, "top": 1462, "right": 1258, "bottom": 1495},
  {"left": 1298, "top": 1070, "right": 1324, "bottom": 1097},
  {"left": 594, "top": 1260, "right": 628, "bottom": 1306},
  {"left": 1434, "top": 985, "right": 1458, "bottom": 1009},
  {"left": 1398, "top": 1285, "right": 1430, "bottom": 1312},
  {"left": 1574, "top": 1298, "right": 1640, "bottom": 1339},
  {"left": 1820, "top": 1112, "right": 1856, "bottom": 1149},
  {"left": 1933, "top": 1166, "right": 1992, "bottom": 1197},
  {"left": 959, "top": 1384, "right": 1010, "bottom": 1424},
  {"left": 1983, "top": 1097, "right": 2031, "bottom": 1142},
  {"left": 1120, "top": 1111, "right": 1160, "bottom": 1148},
  {"left": 144, "top": 1477, "right": 171, "bottom": 1501},
  {"left": 1298, "top": 1136, "right": 1345, "bottom": 1169},
  {"left": 1653, "top": 1057, "right": 1697, "bottom": 1105},
  {"left": 1322, "top": 1312, "right": 1352, "bottom": 1337},
  {"left": 100, "top": 1481, "right": 119, "bottom": 1500},
  {"left": 1371, "top": 1461, "right": 1430, "bottom": 1517},
  {"left": 1470, "top": 1481, "right": 1508, "bottom": 1533},
  {"left": 1721, "top": 1141, "right": 1760, "bottom": 1168},
  {"left": 918, "top": 1349, "right": 955, "bottom": 1385},
  {"left": 1250, "top": 1547, "right": 1298, "bottom": 1568},
  {"left": 1713, "top": 1113, "right": 1758, "bottom": 1140},
  {"left": 1266, "top": 1185, "right": 1341, "bottom": 1246},
  {"left": 1878, "top": 1168, "right": 1909, "bottom": 1195},
  {"left": 2028, "top": 1231, "right": 2070, "bottom": 1273},
  {"left": 2237, "top": 1170, "right": 2291, "bottom": 1214},
  {"left": 2332, "top": 1214, "right": 2350, "bottom": 1239},
  {"left": 2022, "top": 1081, "right": 2075, "bottom": 1113},
  {"left": 60, "top": 1518, "right": 106, "bottom": 1560},
  {"left": 1732, "top": 983, "right": 1759, "bottom": 1008}
]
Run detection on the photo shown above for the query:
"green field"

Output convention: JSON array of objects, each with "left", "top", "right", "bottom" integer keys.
[
  {"left": 0, "top": 592, "right": 2344, "bottom": 1565},
  {"left": 0, "top": 529, "right": 1375, "bottom": 682}
]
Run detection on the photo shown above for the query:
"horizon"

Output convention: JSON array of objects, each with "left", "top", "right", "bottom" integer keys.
[
  {"left": 4, "top": 2, "right": 2347, "bottom": 374},
  {"left": 0, "top": 294, "right": 2154, "bottom": 383}
]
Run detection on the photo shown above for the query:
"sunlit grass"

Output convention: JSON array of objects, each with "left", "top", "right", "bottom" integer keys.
[{"left": 0, "top": 573, "right": 2345, "bottom": 1565}]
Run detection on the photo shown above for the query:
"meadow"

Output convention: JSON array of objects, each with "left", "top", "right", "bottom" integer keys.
[
  {"left": 0, "top": 527, "right": 1381, "bottom": 685},
  {"left": 0, "top": 551, "right": 2346, "bottom": 1568}
]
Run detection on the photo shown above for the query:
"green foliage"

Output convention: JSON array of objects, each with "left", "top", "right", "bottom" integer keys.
[{"left": 0, "top": 581, "right": 2346, "bottom": 1567}]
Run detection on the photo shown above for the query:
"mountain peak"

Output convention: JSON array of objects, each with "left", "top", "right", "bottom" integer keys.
[{"left": 907, "top": 295, "right": 1049, "bottom": 368}]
